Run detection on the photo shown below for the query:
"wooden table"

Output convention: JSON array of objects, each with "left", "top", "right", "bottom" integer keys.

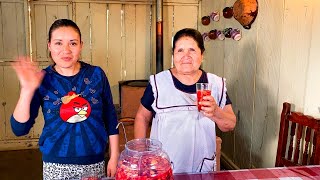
[{"left": 173, "top": 165, "right": 320, "bottom": 180}]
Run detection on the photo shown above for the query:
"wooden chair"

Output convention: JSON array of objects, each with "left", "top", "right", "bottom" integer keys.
[
  {"left": 215, "top": 136, "right": 222, "bottom": 171},
  {"left": 275, "top": 102, "right": 320, "bottom": 167},
  {"left": 117, "top": 80, "right": 149, "bottom": 152}
]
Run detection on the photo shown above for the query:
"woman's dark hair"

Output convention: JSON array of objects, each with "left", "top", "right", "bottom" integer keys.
[
  {"left": 48, "top": 19, "right": 81, "bottom": 42},
  {"left": 172, "top": 28, "right": 205, "bottom": 54}
]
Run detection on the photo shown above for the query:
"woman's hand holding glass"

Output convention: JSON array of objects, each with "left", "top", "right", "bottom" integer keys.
[
  {"left": 196, "top": 83, "right": 218, "bottom": 118},
  {"left": 199, "top": 94, "right": 218, "bottom": 119}
]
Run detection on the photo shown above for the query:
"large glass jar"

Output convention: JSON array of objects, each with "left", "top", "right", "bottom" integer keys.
[{"left": 115, "top": 138, "right": 173, "bottom": 180}]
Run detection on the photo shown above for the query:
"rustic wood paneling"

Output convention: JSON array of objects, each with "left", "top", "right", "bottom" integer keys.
[
  {"left": 163, "top": 5, "right": 174, "bottom": 70},
  {"left": 165, "top": 0, "right": 198, "bottom": 4},
  {"left": 108, "top": 4, "right": 123, "bottom": 104},
  {"left": 173, "top": 5, "right": 198, "bottom": 31},
  {"left": 3, "top": 67, "right": 21, "bottom": 140},
  {"left": 0, "top": 4, "right": 3, "bottom": 58},
  {"left": 33, "top": 4, "right": 47, "bottom": 60},
  {"left": 135, "top": 5, "right": 152, "bottom": 79},
  {"left": 251, "top": 0, "right": 284, "bottom": 168},
  {"left": 91, "top": 3, "right": 108, "bottom": 73},
  {"left": 16, "top": 2, "right": 27, "bottom": 56},
  {"left": 220, "top": 0, "right": 254, "bottom": 169},
  {"left": 304, "top": 0, "right": 320, "bottom": 119},
  {"left": 74, "top": 2, "right": 91, "bottom": 63},
  {"left": 2, "top": 2, "right": 21, "bottom": 59},
  {"left": 150, "top": 5, "right": 156, "bottom": 74},
  {"left": 124, "top": 4, "right": 136, "bottom": 80},
  {"left": 0, "top": 67, "right": 5, "bottom": 141},
  {"left": 278, "top": 0, "right": 313, "bottom": 112}
]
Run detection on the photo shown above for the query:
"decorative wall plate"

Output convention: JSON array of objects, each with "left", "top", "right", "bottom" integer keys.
[{"left": 233, "top": 0, "right": 258, "bottom": 29}]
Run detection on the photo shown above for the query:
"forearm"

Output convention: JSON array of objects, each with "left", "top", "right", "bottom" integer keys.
[
  {"left": 212, "top": 106, "right": 236, "bottom": 132},
  {"left": 134, "top": 105, "right": 152, "bottom": 138},
  {"left": 13, "top": 89, "right": 35, "bottom": 123},
  {"left": 134, "top": 117, "right": 149, "bottom": 138},
  {"left": 108, "top": 134, "right": 120, "bottom": 160}
]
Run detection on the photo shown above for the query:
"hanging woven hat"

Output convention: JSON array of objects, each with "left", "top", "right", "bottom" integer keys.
[{"left": 233, "top": 0, "right": 258, "bottom": 29}]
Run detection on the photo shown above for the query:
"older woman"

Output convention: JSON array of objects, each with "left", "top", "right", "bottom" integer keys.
[{"left": 134, "top": 28, "right": 236, "bottom": 173}]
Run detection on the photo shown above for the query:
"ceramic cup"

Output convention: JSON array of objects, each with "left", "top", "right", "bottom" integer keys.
[
  {"left": 216, "top": 30, "right": 225, "bottom": 40},
  {"left": 202, "top": 32, "right": 210, "bottom": 42},
  {"left": 230, "top": 28, "right": 241, "bottom": 41},
  {"left": 210, "top": 11, "right": 220, "bottom": 22}
]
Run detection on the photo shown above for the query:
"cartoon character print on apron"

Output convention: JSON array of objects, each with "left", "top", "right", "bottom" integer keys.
[{"left": 149, "top": 70, "right": 227, "bottom": 173}]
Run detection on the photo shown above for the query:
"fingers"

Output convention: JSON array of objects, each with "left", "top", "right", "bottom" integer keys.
[
  {"left": 106, "top": 167, "right": 116, "bottom": 177},
  {"left": 199, "top": 95, "right": 218, "bottom": 117},
  {"left": 106, "top": 169, "right": 111, "bottom": 177},
  {"left": 11, "top": 56, "right": 38, "bottom": 73}
]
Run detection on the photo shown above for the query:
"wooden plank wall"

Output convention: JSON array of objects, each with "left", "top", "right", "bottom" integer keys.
[
  {"left": 0, "top": 0, "right": 41, "bottom": 149},
  {"left": 200, "top": 0, "right": 320, "bottom": 169},
  {"left": 305, "top": 0, "right": 320, "bottom": 117}
]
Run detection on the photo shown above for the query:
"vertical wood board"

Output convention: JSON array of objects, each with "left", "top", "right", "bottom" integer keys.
[
  {"left": 224, "top": 0, "right": 255, "bottom": 168},
  {"left": 108, "top": 4, "right": 123, "bottom": 104},
  {"left": 0, "top": 67, "right": 5, "bottom": 140},
  {"left": 16, "top": 2, "right": 27, "bottom": 56},
  {"left": 124, "top": 4, "right": 136, "bottom": 80},
  {"left": 278, "top": 0, "right": 313, "bottom": 112},
  {"left": 222, "top": 0, "right": 242, "bottom": 169},
  {"left": 2, "top": 3, "right": 19, "bottom": 58},
  {"left": 251, "top": 0, "right": 284, "bottom": 168},
  {"left": 304, "top": 0, "right": 320, "bottom": 119},
  {"left": 173, "top": 5, "right": 198, "bottom": 32},
  {"left": 3, "top": 67, "right": 23, "bottom": 140},
  {"left": 163, "top": 5, "right": 174, "bottom": 70},
  {"left": 33, "top": 4, "right": 47, "bottom": 60},
  {"left": 75, "top": 2, "right": 91, "bottom": 63},
  {"left": 135, "top": 5, "right": 152, "bottom": 79},
  {"left": 91, "top": 3, "right": 108, "bottom": 73},
  {"left": 0, "top": 3, "right": 3, "bottom": 58},
  {"left": 151, "top": 5, "right": 156, "bottom": 74}
]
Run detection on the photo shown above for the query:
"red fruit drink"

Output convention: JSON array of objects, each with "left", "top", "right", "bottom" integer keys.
[
  {"left": 115, "top": 139, "right": 173, "bottom": 180},
  {"left": 197, "top": 89, "right": 211, "bottom": 111},
  {"left": 115, "top": 155, "right": 173, "bottom": 180}
]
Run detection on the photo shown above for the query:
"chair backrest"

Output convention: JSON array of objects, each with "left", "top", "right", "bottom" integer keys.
[
  {"left": 275, "top": 102, "right": 320, "bottom": 167},
  {"left": 119, "top": 80, "right": 148, "bottom": 118},
  {"left": 117, "top": 80, "right": 148, "bottom": 151}
]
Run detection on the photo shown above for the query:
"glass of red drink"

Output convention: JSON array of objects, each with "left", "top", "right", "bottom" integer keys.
[{"left": 196, "top": 83, "right": 212, "bottom": 111}]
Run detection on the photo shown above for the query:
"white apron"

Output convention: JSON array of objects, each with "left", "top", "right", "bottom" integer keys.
[{"left": 149, "top": 70, "right": 227, "bottom": 173}]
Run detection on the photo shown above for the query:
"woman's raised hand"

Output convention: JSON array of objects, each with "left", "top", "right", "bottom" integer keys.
[{"left": 11, "top": 56, "right": 45, "bottom": 92}]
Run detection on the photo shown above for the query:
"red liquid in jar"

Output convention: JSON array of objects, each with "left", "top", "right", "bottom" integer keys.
[
  {"left": 81, "top": 178, "right": 99, "bottom": 180},
  {"left": 197, "top": 90, "right": 211, "bottom": 111},
  {"left": 116, "top": 155, "right": 173, "bottom": 180}
]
